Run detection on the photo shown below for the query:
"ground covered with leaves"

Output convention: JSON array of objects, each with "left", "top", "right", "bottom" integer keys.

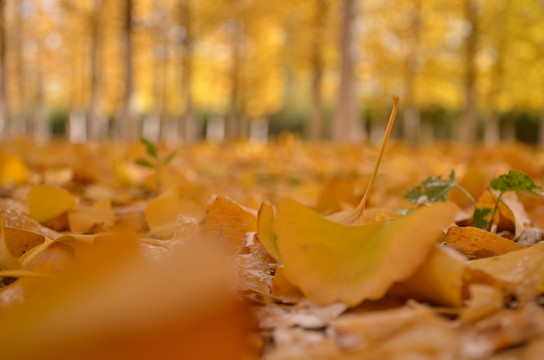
[{"left": 1, "top": 137, "right": 544, "bottom": 359}]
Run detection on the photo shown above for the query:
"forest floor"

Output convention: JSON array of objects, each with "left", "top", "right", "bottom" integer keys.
[{"left": 1, "top": 137, "right": 544, "bottom": 359}]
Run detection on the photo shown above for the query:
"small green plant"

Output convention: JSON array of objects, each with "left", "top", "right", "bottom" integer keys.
[
  {"left": 487, "top": 170, "right": 542, "bottom": 230},
  {"left": 135, "top": 138, "right": 177, "bottom": 193},
  {"left": 405, "top": 169, "right": 542, "bottom": 231}
]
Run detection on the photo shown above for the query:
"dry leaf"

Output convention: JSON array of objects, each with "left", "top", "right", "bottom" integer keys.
[
  {"left": 389, "top": 245, "right": 467, "bottom": 307},
  {"left": 257, "top": 201, "right": 281, "bottom": 261},
  {"left": 67, "top": 201, "right": 116, "bottom": 233},
  {"left": 445, "top": 226, "right": 524, "bottom": 259},
  {"left": 467, "top": 242, "right": 544, "bottom": 301},
  {"left": 460, "top": 284, "right": 504, "bottom": 325},
  {"left": 274, "top": 199, "right": 456, "bottom": 306},
  {"left": 0, "top": 152, "right": 28, "bottom": 185},
  {"left": 201, "top": 195, "right": 258, "bottom": 249},
  {"left": 28, "top": 185, "right": 76, "bottom": 224}
]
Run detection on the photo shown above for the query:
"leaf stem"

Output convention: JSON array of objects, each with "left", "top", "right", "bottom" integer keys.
[
  {"left": 453, "top": 184, "right": 476, "bottom": 206},
  {"left": 352, "top": 96, "right": 399, "bottom": 225},
  {"left": 487, "top": 191, "right": 504, "bottom": 232}
]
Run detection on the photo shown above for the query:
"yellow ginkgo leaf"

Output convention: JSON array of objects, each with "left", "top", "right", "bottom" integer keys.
[
  {"left": 467, "top": 242, "right": 544, "bottom": 301},
  {"left": 389, "top": 245, "right": 467, "bottom": 307},
  {"left": 0, "top": 152, "right": 28, "bottom": 185},
  {"left": 145, "top": 189, "right": 203, "bottom": 236},
  {"left": 28, "top": 185, "right": 76, "bottom": 224},
  {"left": 201, "top": 196, "right": 257, "bottom": 249},
  {"left": 274, "top": 199, "right": 456, "bottom": 306},
  {"left": 67, "top": 201, "right": 116, "bottom": 233},
  {"left": 256, "top": 201, "right": 281, "bottom": 261}
]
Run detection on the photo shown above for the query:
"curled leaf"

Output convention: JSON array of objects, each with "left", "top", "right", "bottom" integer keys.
[
  {"left": 256, "top": 201, "right": 280, "bottom": 261},
  {"left": 274, "top": 199, "right": 457, "bottom": 306},
  {"left": 445, "top": 226, "right": 524, "bottom": 259}
]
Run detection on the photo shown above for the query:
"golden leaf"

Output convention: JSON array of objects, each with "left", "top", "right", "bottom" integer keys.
[
  {"left": 28, "top": 185, "right": 76, "bottom": 224},
  {"left": 274, "top": 199, "right": 456, "bottom": 306}
]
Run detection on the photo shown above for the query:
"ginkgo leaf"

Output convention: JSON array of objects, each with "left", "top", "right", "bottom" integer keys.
[
  {"left": 256, "top": 201, "right": 281, "bottom": 261},
  {"left": 274, "top": 199, "right": 457, "bottom": 306},
  {"left": 145, "top": 192, "right": 183, "bottom": 235},
  {"left": 201, "top": 196, "right": 258, "bottom": 249},
  {"left": 475, "top": 190, "right": 515, "bottom": 232},
  {"left": 467, "top": 242, "right": 544, "bottom": 301},
  {"left": 445, "top": 226, "right": 524, "bottom": 259},
  {"left": 67, "top": 201, "right": 116, "bottom": 233},
  {"left": 28, "top": 185, "right": 76, "bottom": 224},
  {"left": 389, "top": 245, "right": 467, "bottom": 307},
  {"left": 0, "top": 152, "right": 28, "bottom": 185},
  {"left": 0, "top": 218, "right": 21, "bottom": 270}
]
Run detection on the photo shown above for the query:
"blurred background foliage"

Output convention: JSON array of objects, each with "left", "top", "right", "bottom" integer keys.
[{"left": 0, "top": 0, "right": 543, "bottom": 145}]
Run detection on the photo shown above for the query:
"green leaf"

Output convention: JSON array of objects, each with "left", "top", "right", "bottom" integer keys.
[
  {"left": 135, "top": 158, "right": 155, "bottom": 169},
  {"left": 162, "top": 151, "right": 177, "bottom": 165},
  {"left": 472, "top": 207, "right": 492, "bottom": 229},
  {"left": 405, "top": 170, "right": 456, "bottom": 204},
  {"left": 489, "top": 170, "right": 542, "bottom": 195},
  {"left": 140, "top": 138, "right": 158, "bottom": 160}
]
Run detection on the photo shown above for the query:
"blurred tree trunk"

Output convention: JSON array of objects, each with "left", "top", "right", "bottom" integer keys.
[
  {"left": 118, "top": 0, "right": 136, "bottom": 140},
  {"left": 14, "top": 2, "right": 25, "bottom": 136},
  {"left": 539, "top": 108, "right": 544, "bottom": 147},
  {"left": 332, "top": 0, "right": 363, "bottom": 143},
  {"left": 33, "top": 40, "right": 47, "bottom": 140},
  {"left": 0, "top": 0, "right": 8, "bottom": 138},
  {"left": 179, "top": 0, "right": 196, "bottom": 144},
  {"left": 225, "top": 20, "right": 243, "bottom": 141},
  {"left": 308, "top": 0, "right": 326, "bottom": 142},
  {"left": 484, "top": 2, "right": 510, "bottom": 145},
  {"left": 458, "top": 0, "right": 478, "bottom": 144},
  {"left": 87, "top": 0, "right": 102, "bottom": 141},
  {"left": 402, "top": 0, "right": 421, "bottom": 147}
]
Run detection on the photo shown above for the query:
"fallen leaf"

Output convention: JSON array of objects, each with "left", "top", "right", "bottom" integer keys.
[
  {"left": 274, "top": 199, "right": 456, "bottom": 306},
  {"left": 314, "top": 177, "right": 358, "bottom": 214},
  {"left": 460, "top": 284, "right": 504, "bottom": 325},
  {"left": 68, "top": 200, "right": 116, "bottom": 233},
  {"left": 389, "top": 245, "right": 467, "bottom": 307},
  {"left": 445, "top": 226, "right": 524, "bottom": 259},
  {"left": 256, "top": 201, "right": 281, "bottom": 261},
  {"left": 475, "top": 190, "right": 515, "bottom": 232},
  {"left": 467, "top": 242, "right": 544, "bottom": 301},
  {"left": 0, "top": 152, "right": 28, "bottom": 185},
  {"left": 201, "top": 195, "right": 258, "bottom": 249},
  {"left": 28, "top": 185, "right": 76, "bottom": 224}
]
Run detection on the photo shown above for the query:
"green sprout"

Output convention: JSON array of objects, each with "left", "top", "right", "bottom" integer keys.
[
  {"left": 405, "top": 170, "right": 489, "bottom": 229},
  {"left": 135, "top": 138, "right": 177, "bottom": 193},
  {"left": 405, "top": 169, "right": 543, "bottom": 231},
  {"left": 487, "top": 170, "right": 542, "bottom": 231}
]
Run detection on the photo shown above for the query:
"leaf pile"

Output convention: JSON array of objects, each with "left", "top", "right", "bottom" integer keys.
[{"left": 0, "top": 137, "right": 544, "bottom": 359}]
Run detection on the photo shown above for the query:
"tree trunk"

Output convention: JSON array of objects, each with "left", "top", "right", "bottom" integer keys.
[
  {"left": 332, "top": 0, "right": 362, "bottom": 143},
  {"left": 118, "top": 0, "right": 136, "bottom": 141},
  {"left": 539, "top": 108, "right": 544, "bottom": 147},
  {"left": 402, "top": 0, "right": 421, "bottom": 147},
  {"left": 225, "top": 20, "right": 242, "bottom": 141},
  {"left": 458, "top": 0, "right": 478, "bottom": 144},
  {"left": 178, "top": 0, "right": 196, "bottom": 144},
  {"left": 308, "top": 0, "right": 326, "bottom": 142},
  {"left": 14, "top": 2, "right": 25, "bottom": 136},
  {"left": 0, "top": 0, "right": 8, "bottom": 138},
  {"left": 86, "top": 0, "right": 102, "bottom": 141},
  {"left": 34, "top": 40, "right": 47, "bottom": 140}
]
